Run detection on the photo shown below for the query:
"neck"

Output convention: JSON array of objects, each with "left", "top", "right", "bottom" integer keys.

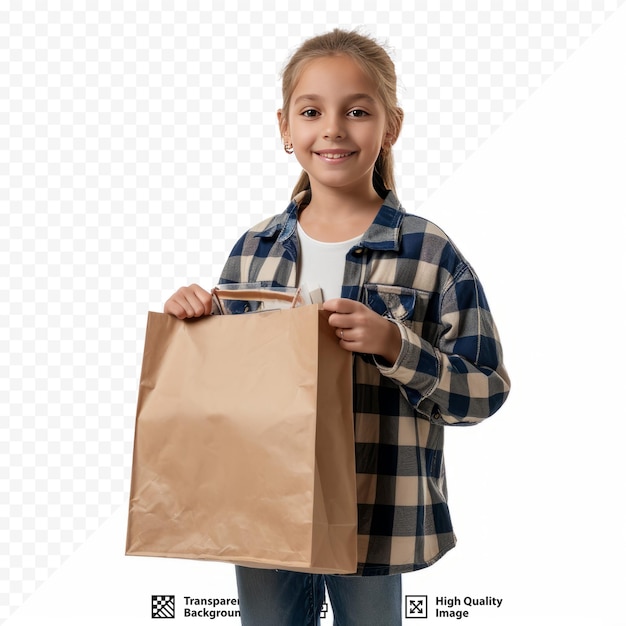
[
  {"left": 305, "top": 181, "right": 383, "bottom": 217},
  {"left": 298, "top": 181, "right": 383, "bottom": 243}
]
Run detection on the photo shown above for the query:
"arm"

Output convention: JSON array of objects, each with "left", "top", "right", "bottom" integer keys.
[
  {"left": 325, "top": 263, "right": 510, "bottom": 425},
  {"left": 375, "top": 264, "right": 510, "bottom": 425}
]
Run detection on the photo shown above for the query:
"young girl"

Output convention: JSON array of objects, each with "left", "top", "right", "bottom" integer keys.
[{"left": 164, "top": 29, "right": 510, "bottom": 626}]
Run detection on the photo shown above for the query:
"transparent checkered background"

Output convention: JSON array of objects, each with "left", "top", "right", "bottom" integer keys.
[{"left": 1, "top": 1, "right": 623, "bottom": 621}]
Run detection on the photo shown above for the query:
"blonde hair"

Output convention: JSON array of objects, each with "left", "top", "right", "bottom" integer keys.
[{"left": 280, "top": 29, "right": 404, "bottom": 198}]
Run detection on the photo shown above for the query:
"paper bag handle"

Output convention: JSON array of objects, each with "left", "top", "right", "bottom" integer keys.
[{"left": 212, "top": 286, "right": 303, "bottom": 314}]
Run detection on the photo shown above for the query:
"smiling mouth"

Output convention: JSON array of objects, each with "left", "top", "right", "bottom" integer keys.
[{"left": 315, "top": 151, "right": 355, "bottom": 159}]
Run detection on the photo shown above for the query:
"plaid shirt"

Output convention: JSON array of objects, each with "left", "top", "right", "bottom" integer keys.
[{"left": 219, "top": 190, "right": 510, "bottom": 576}]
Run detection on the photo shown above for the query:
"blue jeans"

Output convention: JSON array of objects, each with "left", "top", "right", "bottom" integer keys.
[{"left": 235, "top": 566, "right": 402, "bottom": 626}]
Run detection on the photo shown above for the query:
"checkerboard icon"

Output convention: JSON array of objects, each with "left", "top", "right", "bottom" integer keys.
[
  {"left": 405, "top": 595, "right": 428, "bottom": 619},
  {"left": 152, "top": 595, "right": 175, "bottom": 619}
]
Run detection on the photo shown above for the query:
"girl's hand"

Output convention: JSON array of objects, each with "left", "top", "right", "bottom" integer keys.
[
  {"left": 323, "top": 298, "right": 402, "bottom": 364},
  {"left": 164, "top": 284, "right": 213, "bottom": 319}
]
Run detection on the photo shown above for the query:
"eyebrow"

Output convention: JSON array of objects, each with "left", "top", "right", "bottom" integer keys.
[{"left": 294, "top": 93, "right": 378, "bottom": 105}]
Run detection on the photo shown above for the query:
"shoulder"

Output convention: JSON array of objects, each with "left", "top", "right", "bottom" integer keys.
[
  {"left": 228, "top": 202, "right": 295, "bottom": 255},
  {"left": 378, "top": 191, "right": 453, "bottom": 244},
  {"left": 379, "top": 195, "right": 483, "bottom": 295},
  {"left": 397, "top": 206, "right": 468, "bottom": 274},
  {"left": 242, "top": 192, "right": 307, "bottom": 242},
  {"left": 400, "top": 211, "right": 450, "bottom": 242}
]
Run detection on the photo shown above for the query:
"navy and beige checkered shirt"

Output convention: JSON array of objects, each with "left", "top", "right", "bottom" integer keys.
[{"left": 219, "top": 190, "right": 510, "bottom": 576}]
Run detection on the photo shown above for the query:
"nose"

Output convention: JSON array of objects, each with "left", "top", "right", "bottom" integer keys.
[{"left": 323, "top": 114, "right": 345, "bottom": 140}]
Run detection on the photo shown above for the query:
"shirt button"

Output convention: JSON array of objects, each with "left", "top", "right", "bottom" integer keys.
[{"left": 353, "top": 248, "right": 363, "bottom": 255}]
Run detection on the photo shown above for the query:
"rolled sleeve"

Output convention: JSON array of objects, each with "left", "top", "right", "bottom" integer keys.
[{"left": 374, "top": 266, "right": 510, "bottom": 425}]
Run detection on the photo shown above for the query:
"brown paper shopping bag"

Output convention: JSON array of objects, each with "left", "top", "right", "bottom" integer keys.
[{"left": 126, "top": 298, "right": 357, "bottom": 574}]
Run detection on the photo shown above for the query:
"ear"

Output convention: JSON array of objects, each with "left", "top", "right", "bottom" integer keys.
[
  {"left": 384, "top": 107, "right": 404, "bottom": 149},
  {"left": 277, "top": 109, "right": 290, "bottom": 142}
]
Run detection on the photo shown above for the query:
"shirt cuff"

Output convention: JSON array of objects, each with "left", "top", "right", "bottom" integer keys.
[{"left": 373, "top": 319, "right": 440, "bottom": 398}]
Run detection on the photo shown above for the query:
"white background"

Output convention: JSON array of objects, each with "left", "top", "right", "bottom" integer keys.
[{"left": 2, "top": 2, "right": 625, "bottom": 624}]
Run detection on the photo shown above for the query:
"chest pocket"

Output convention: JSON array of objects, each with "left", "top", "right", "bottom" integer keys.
[{"left": 363, "top": 283, "right": 435, "bottom": 340}]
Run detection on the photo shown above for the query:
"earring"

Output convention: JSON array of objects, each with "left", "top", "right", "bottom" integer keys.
[{"left": 282, "top": 134, "right": 294, "bottom": 154}]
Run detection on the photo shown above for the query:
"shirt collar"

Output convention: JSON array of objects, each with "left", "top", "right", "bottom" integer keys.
[{"left": 255, "top": 190, "right": 405, "bottom": 252}]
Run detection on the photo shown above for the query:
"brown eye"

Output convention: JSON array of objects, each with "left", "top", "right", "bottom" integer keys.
[
  {"left": 302, "top": 109, "right": 319, "bottom": 118},
  {"left": 348, "top": 109, "right": 368, "bottom": 118}
]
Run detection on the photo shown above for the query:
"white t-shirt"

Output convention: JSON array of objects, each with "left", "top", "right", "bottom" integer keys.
[{"left": 297, "top": 222, "right": 363, "bottom": 301}]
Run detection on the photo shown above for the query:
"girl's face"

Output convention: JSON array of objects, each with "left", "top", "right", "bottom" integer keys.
[{"left": 280, "top": 55, "right": 392, "bottom": 198}]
